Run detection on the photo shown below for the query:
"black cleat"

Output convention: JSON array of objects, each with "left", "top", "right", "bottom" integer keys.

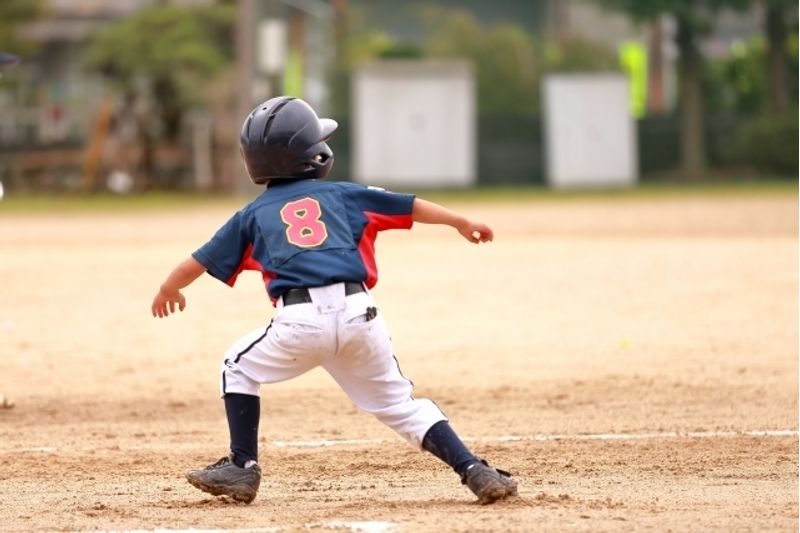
[
  {"left": 186, "top": 455, "right": 262, "bottom": 504},
  {"left": 461, "top": 459, "right": 518, "bottom": 504}
]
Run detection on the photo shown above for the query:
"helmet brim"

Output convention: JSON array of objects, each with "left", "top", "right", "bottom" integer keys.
[{"left": 320, "top": 118, "right": 338, "bottom": 140}]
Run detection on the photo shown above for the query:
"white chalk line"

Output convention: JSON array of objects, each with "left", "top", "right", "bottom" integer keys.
[
  {"left": 7, "top": 429, "right": 797, "bottom": 455},
  {"left": 274, "top": 429, "right": 799, "bottom": 448},
  {"left": 89, "top": 521, "right": 397, "bottom": 533}
]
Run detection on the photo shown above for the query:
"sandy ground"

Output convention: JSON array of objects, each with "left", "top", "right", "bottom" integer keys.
[{"left": 0, "top": 192, "right": 797, "bottom": 532}]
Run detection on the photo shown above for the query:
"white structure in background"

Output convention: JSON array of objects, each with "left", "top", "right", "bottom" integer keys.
[
  {"left": 544, "top": 74, "right": 638, "bottom": 189},
  {"left": 257, "top": 18, "right": 287, "bottom": 75},
  {"left": 353, "top": 61, "right": 476, "bottom": 188}
]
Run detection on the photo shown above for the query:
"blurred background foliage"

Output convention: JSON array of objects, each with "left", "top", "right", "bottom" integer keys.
[
  {"left": 83, "top": 2, "right": 235, "bottom": 134},
  {"left": 708, "top": 32, "right": 798, "bottom": 174},
  {"left": 329, "top": 0, "right": 797, "bottom": 180},
  {"left": 0, "top": 0, "right": 796, "bottom": 192},
  {"left": 80, "top": 2, "right": 235, "bottom": 183},
  {"left": 332, "top": 6, "right": 620, "bottom": 117},
  {"left": 0, "top": 0, "right": 46, "bottom": 56}
]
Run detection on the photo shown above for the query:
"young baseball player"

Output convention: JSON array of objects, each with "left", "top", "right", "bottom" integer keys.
[{"left": 151, "top": 97, "right": 517, "bottom": 505}]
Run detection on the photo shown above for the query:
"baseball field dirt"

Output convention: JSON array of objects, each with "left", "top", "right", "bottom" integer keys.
[{"left": 0, "top": 190, "right": 797, "bottom": 532}]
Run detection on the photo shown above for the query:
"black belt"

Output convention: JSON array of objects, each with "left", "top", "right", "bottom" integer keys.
[{"left": 282, "top": 281, "right": 366, "bottom": 306}]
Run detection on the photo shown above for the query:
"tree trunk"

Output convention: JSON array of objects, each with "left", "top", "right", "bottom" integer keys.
[
  {"left": 676, "top": 15, "right": 706, "bottom": 179},
  {"left": 765, "top": 0, "right": 790, "bottom": 112},
  {"left": 139, "top": 123, "right": 155, "bottom": 190},
  {"left": 647, "top": 16, "right": 666, "bottom": 115}
]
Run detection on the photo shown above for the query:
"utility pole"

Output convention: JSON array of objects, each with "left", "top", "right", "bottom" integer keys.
[{"left": 235, "top": 0, "right": 259, "bottom": 195}]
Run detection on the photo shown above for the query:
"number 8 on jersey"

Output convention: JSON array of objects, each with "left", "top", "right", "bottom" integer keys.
[{"left": 280, "top": 197, "right": 328, "bottom": 248}]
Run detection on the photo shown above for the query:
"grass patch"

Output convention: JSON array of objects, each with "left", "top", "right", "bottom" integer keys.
[
  {"left": 0, "top": 191, "right": 243, "bottom": 214},
  {"left": 416, "top": 178, "right": 797, "bottom": 204},
  {"left": 0, "top": 178, "right": 795, "bottom": 214}
]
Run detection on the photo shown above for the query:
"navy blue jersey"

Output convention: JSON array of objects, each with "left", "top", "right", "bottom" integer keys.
[{"left": 193, "top": 179, "right": 415, "bottom": 302}]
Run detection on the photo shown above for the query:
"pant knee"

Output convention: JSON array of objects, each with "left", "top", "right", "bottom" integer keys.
[
  {"left": 219, "top": 359, "right": 260, "bottom": 398},
  {"left": 370, "top": 398, "right": 447, "bottom": 448}
]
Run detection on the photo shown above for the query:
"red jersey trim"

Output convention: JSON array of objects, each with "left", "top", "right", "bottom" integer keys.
[
  {"left": 225, "top": 243, "right": 264, "bottom": 286},
  {"left": 357, "top": 211, "right": 413, "bottom": 288},
  {"left": 264, "top": 270, "right": 279, "bottom": 306},
  {"left": 226, "top": 244, "right": 279, "bottom": 304}
]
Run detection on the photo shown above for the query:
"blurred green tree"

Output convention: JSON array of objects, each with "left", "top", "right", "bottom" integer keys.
[
  {"left": 329, "top": 4, "right": 407, "bottom": 115},
  {"left": 0, "top": 0, "right": 45, "bottom": 55},
  {"left": 543, "top": 36, "right": 620, "bottom": 73},
  {"left": 84, "top": 2, "right": 235, "bottom": 185},
  {"left": 708, "top": 28, "right": 799, "bottom": 176},
  {"left": 707, "top": 35, "right": 797, "bottom": 114},
  {"left": 331, "top": 5, "right": 617, "bottom": 119},
  {"left": 599, "top": 0, "right": 750, "bottom": 179},
  {"left": 426, "top": 9, "right": 620, "bottom": 116},
  {"left": 424, "top": 9, "right": 539, "bottom": 115},
  {"left": 706, "top": 39, "right": 766, "bottom": 114}
]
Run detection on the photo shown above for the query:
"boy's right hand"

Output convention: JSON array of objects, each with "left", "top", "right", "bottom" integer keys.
[
  {"left": 151, "top": 287, "right": 186, "bottom": 318},
  {"left": 458, "top": 220, "right": 494, "bottom": 244}
]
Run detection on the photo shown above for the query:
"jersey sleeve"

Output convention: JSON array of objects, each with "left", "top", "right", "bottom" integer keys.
[
  {"left": 339, "top": 183, "right": 416, "bottom": 230},
  {"left": 192, "top": 210, "right": 255, "bottom": 286}
]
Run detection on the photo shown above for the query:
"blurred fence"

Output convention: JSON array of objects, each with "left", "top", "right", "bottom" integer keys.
[
  {"left": 0, "top": 111, "right": 790, "bottom": 192},
  {"left": 328, "top": 114, "right": 545, "bottom": 185},
  {"left": 477, "top": 115, "right": 545, "bottom": 185},
  {"left": 333, "top": 112, "right": 786, "bottom": 185}
]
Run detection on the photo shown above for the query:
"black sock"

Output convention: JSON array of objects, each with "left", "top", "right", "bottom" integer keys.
[
  {"left": 422, "top": 420, "right": 479, "bottom": 476},
  {"left": 224, "top": 393, "right": 260, "bottom": 467}
]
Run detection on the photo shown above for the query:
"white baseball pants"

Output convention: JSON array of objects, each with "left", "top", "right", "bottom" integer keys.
[{"left": 220, "top": 282, "right": 447, "bottom": 448}]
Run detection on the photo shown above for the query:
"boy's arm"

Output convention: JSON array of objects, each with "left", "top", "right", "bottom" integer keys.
[
  {"left": 151, "top": 256, "right": 207, "bottom": 318},
  {"left": 412, "top": 198, "right": 494, "bottom": 244}
]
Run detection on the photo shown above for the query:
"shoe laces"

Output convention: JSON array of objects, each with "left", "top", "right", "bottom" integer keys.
[
  {"left": 205, "top": 456, "right": 232, "bottom": 470},
  {"left": 461, "top": 459, "right": 513, "bottom": 485}
]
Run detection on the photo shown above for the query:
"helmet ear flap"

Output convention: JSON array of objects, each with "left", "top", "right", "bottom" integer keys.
[
  {"left": 311, "top": 154, "right": 334, "bottom": 180},
  {"left": 296, "top": 142, "right": 334, "bottom": 180}
]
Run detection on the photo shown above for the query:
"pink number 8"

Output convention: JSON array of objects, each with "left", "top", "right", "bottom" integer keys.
[{"left": 280, "top": 197, "right": 328, "bottom": 247}]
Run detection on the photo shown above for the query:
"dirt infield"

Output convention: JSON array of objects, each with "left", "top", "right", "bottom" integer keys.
[{"left": 0, "top": 192, "right": 797, "bottom": 532}]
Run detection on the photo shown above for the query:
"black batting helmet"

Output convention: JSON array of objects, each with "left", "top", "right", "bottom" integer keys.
[{"left": 240, "top": 96, "right": 338, "bottom": 185}]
